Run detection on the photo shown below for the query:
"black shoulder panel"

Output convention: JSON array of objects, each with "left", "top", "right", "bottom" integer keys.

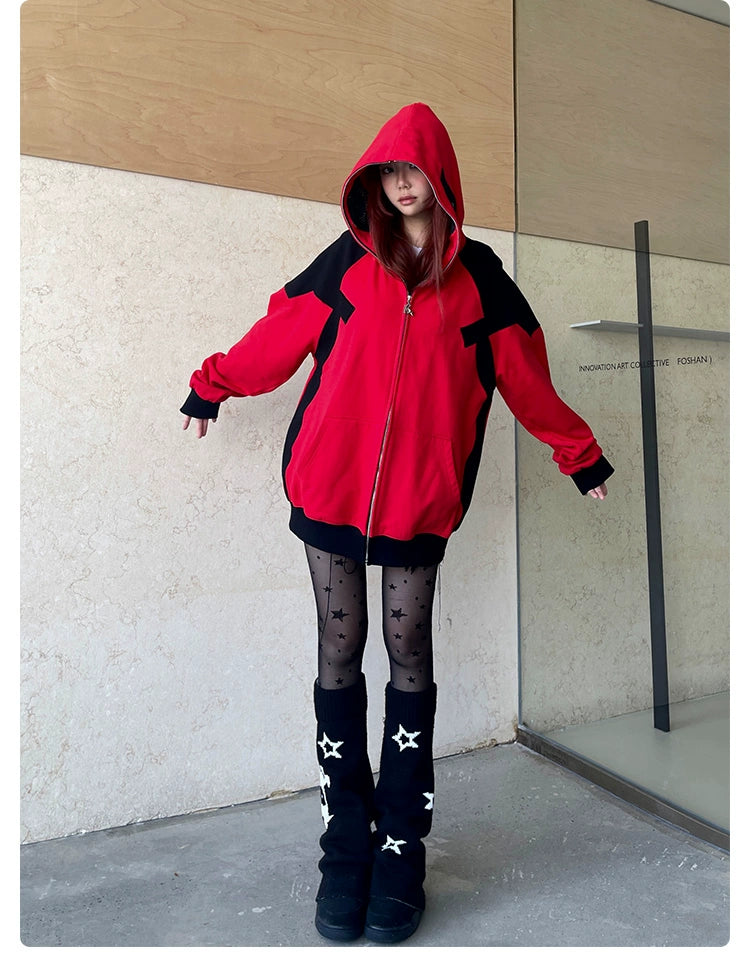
[
  {"left": 284, "top": 231, "right": 365, "bottom": 322},
  {"left": 458, "top": 239, "right": 542, "bottom": 347}
]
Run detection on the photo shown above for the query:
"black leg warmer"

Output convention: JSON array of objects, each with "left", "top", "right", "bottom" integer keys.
[
  {"left": 314, "top": 674, "right": 375, "bottom": 941},
  {"left": 365, "top": 682, "right": 437, "bottom": 943}
]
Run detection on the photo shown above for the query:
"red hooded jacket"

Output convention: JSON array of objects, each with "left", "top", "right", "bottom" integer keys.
[{"left": 181, "top": 103, "right": 613, "bottom": 565}]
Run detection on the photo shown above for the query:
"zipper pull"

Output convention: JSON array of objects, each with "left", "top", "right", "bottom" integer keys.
[{"left": 404, "top": 293, "right": 414, "bottom": 316}]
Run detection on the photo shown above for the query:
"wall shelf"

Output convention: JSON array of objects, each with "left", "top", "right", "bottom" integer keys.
[{"left": 570, "top": 320, "right": 729, "bottom": 342}]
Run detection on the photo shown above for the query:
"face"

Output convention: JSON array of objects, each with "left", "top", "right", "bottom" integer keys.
[{"left": 379, "top": 161, "right": 434, "bottom": 219}]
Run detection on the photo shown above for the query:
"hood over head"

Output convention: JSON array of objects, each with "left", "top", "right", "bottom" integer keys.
[{"left": 341, "top": 103, "right": 466, "bottom": 266}]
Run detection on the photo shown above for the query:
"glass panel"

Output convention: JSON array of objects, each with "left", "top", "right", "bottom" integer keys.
[{"left": 515, "top": 231, "right": 729, "bottom": 840}]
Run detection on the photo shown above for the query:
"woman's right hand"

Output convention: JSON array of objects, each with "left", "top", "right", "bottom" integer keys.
[{"left": 182, "top": 415, "right": 217, "bottom": 438}]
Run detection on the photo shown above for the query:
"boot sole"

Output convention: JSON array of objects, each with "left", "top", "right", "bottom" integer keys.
[
  {"left": 315, "top": 907, "right": 365, "bottom": 942},
  {"left": 364, "top": 910, "right": 422, "bottom": 944},
  {"left": 315, "top": 918, "right": 364, "bottom": 942}
]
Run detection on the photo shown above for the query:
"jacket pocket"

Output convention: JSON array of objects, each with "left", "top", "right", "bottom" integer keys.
[
  {"left": 374, "top": 427, "right": 462, "bottom": 540},
  {"left": 286, "top": 415, "right": 380, "bottom": 531}
]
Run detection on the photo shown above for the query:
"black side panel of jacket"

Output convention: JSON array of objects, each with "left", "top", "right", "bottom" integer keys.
[{"left": 280, "top": 232, "right": 365, "bottom": 483}]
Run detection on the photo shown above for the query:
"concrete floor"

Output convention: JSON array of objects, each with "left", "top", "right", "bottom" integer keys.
[
  {"left": 20, "top": 743, "right": 729, "bottom": 948},
  {"left": 545, "top": 692, "right": 729, "bottom": 830}
]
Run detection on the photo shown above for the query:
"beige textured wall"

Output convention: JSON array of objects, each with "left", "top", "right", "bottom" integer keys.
[
  {"left": 20, "top": 156, "right": 518, "bottom": 842},
  {"left": 515, "top": 234, "right": 729, "bottom": 732}
]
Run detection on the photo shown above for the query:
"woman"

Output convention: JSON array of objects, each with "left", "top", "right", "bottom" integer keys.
[{"left": 181, "top": 103, "right": 612, "bottom": 944}]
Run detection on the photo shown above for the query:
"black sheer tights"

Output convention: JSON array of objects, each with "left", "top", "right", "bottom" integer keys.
[
  {"left": 305, "top": 544, "right": 437, "bottom": 693},
  {"left": 306, "top": 545, "right": 368, "bottom": 691}
]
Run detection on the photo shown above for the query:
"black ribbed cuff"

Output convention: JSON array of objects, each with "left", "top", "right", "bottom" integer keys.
[
  {"left": 384, "top": 682, "right": 437, "bottom": 725},
  {"left": 314, "top": 674, "right": 368, "bottom": 721},
  {"left": 570, "top": 455, "right": 614, "bottom": 495},
  {"left": 180, "top": 388, "right": 221, "bottom": 419}
]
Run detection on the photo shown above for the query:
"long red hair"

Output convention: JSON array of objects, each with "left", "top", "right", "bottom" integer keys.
[{"left": 361, "top": 166, "right": 452, "bottom": 293}]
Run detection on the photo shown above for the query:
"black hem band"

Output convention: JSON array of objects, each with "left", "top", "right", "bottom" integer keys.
[{"left": 289, "top": 507, "right": 448, "bottom": 567}]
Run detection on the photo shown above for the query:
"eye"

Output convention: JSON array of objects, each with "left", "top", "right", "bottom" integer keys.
[{"left": 380, "top": 165, "right": 394, "bottom": 175}]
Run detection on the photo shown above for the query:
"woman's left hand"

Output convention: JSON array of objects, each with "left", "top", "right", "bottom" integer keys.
[{"left": 588, "top": 484, "right": 608, "bottom": 500}]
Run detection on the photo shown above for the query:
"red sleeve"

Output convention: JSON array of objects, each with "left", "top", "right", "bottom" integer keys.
[
  {"left": 188, "top": 286, "right": 332, "bottom": 403},
  {"left": 492, "top": 322, "right": 606, "bottom": 477}
]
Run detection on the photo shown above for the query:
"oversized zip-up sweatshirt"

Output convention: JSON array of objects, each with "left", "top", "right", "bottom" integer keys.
[{"left": 181, "top": 103, "right": 613, "bottom": 566}]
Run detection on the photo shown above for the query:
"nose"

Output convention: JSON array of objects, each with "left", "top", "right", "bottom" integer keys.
[{"left": 396, "top": 164, "right": 411, "bottom": 188}]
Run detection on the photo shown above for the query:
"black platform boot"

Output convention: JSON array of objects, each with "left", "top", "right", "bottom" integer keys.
[
  {"left": 365, "top": 682, "right": 437, "bottom": 944},
  {"left": 313, "top": 674, "right": 376, "bottom": 942}
]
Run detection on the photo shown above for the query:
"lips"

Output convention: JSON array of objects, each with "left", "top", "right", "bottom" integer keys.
[{"left": 399, "top": 196, "right": 417, "bottom": 205}]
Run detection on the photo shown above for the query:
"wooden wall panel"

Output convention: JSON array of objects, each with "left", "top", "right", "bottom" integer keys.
[
  {"left": 20, "top": 0, "right": 515, "bottom": 231},
  {"left": 516, "top": 0, "right": 728, "bottom": 263}
]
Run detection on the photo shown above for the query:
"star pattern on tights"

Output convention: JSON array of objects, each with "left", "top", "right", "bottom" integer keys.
[
  {"left": 318, "top": 732, "right": 344, "bottom": 759},
  {"left": 381, "top": 835, "right": 407, "bottom": 855},
  {"left": 390, "top": 608, "right": 407, "bottom": 621},
  {"left": 392, "top": 724, "right": 420, "bottom": 751},
  {"left": 331, "top": 608, "right": 349, "bottom": 621}
]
